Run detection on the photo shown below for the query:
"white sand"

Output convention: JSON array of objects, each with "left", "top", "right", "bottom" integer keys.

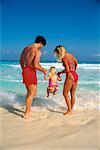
[{"left": 0, "top": 105, "right": 100, "bottom": 150}]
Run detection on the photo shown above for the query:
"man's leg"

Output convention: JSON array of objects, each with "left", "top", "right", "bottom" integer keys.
[{"left": 24, "top": 84, "right": 37, "bottom": 118}]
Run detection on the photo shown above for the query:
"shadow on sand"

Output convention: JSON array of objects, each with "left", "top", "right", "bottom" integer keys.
[
  {"left": 1, "top": 95, "right": 65, "bottom": 117},
  {"left": 1, "top": 105, "right": 24, "bottom": 117}
]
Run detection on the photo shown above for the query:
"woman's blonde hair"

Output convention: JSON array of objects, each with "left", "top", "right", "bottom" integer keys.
[{"left": 54, "top": 45, "right": 67, "bottom": 61}]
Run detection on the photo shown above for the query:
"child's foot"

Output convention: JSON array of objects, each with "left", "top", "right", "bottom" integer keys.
[{"left": 53, "top": 92, "right": 55, "bottom": 95}]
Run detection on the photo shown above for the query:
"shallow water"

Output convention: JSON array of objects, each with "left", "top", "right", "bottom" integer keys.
[{"left": 0, "top": 61, "right": 100, "bottom": 111}]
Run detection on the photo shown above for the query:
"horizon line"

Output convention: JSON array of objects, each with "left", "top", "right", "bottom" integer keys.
[{"left": 0, "top": 59, "right": 100, "bottom": 64}]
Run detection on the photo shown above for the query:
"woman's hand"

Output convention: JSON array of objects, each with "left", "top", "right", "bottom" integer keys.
[
  {"left": 57, "top": 72, "right": 61, "bottom": 77},
  {"left": 57, "top": 72, "right": 62, "bottom": 81}
]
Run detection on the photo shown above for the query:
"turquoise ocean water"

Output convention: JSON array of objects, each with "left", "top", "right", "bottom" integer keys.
[{"left": 0, "top": 61, "right": 100, "bottom": 111}]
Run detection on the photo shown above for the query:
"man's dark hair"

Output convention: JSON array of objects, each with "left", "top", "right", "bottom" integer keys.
[{"left": 35, "top": 35, "right": 46, "bottom": 46}]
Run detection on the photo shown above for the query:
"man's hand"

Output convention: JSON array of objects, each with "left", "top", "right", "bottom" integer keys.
[
  {"left": 44, "top": 69, "right": 48, "bottom": 75},
  {"left": 44, "top": 74, "right": 47, "bottom": 80}
]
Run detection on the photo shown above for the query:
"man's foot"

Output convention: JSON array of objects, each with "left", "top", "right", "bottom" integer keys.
[{"left": 22, "top": 113, "right": 32, "bottom": 119}]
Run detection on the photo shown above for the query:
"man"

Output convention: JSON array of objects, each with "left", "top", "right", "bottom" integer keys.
[{"left": 20, "top": 36, "right": 47, "bottom": 119}]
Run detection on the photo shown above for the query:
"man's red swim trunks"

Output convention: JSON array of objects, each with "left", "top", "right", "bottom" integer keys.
[{"left": 22, "top": 67, "right": 37, "bottom": 85}]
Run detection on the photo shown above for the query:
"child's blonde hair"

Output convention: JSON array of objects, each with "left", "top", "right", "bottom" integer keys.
[
  {"left": 49, "top": 66, "right": 56, "bottom": 74},
  {"left": 54, "top": 45, "right": 67, "bottom": 61}
]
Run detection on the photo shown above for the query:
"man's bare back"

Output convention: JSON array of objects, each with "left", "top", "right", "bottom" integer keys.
[
  {"left": 20, "top": 45, "right": 37, "bottom": 68},
  {"left": 20, "top": 44, "right": 47, "bottom": 73}
]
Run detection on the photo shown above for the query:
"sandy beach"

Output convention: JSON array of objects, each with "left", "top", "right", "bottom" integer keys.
[
  {"left": 1, "top": 0, "right": 100, "bottom": 149},
  {"left": 0, "top": 104, "right": 100, "bottom": 150}
]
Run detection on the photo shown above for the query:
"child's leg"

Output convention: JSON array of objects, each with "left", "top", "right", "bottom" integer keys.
[
  {"left": 53, "top": 87, "right": 56, "bottom": 95},
  {"left": 53, "top": 86, "right": 58, "bottom": 94},
  {"left": 47, "top": 88, "right": 50, "bottom": 97},
  {"left": 53, "top": 91, "right": 55, "bottom": 95}
]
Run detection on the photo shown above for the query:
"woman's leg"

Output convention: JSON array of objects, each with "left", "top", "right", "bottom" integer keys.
[
  {"left": 70, "top": 81, "right": 78, "bottom": 110},
  {"left": 63, "top": 79, "right": 73, "bottom": 114}
]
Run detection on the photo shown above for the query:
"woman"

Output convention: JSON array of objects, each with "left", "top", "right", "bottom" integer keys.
[{"left": 54, "top": 45, "right": 78, "bottom": 115}]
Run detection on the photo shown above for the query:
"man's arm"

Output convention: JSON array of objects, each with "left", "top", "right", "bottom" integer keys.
[
  {"left": 34, "top": 50, "right": 47, "bottom": 74},
  {"left": 20, "top": 50, "right": 25, "bottom": 69}
]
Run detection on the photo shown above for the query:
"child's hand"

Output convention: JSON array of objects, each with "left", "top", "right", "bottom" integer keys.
[
  {"left": 58, "top": 77, "right": 62, "bottom": 81},
  {"left": 59, "top": 77, "right": 62, "bottom": 81},
  {"left": 44, "top": 73, "right": 51, "bottom": 80}
]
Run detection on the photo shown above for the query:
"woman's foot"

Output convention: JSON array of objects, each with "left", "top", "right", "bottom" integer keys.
[{"left": 63, "top": 111, "right": 73, "bottom": 115}]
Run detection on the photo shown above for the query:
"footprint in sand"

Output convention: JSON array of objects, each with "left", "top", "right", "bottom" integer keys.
[
  {"left": 23, "top": 114, "right": 48, "bottom": 121},
  {"left": 81, "top": 117, "right": 92, "bottom": 124}
]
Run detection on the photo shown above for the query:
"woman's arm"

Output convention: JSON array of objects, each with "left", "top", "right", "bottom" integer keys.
[
  {"left": 57, "top": 69, "right": 66, "bottom": 76},
  {"left": 74, "top": 56, "right": 78, "bottom": 70},
  {"left": 57, "top": 60, "right": 69, "bottom": 76},
  {"left": 63, "top": 59, "right": 69, "bottom": 72}
]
